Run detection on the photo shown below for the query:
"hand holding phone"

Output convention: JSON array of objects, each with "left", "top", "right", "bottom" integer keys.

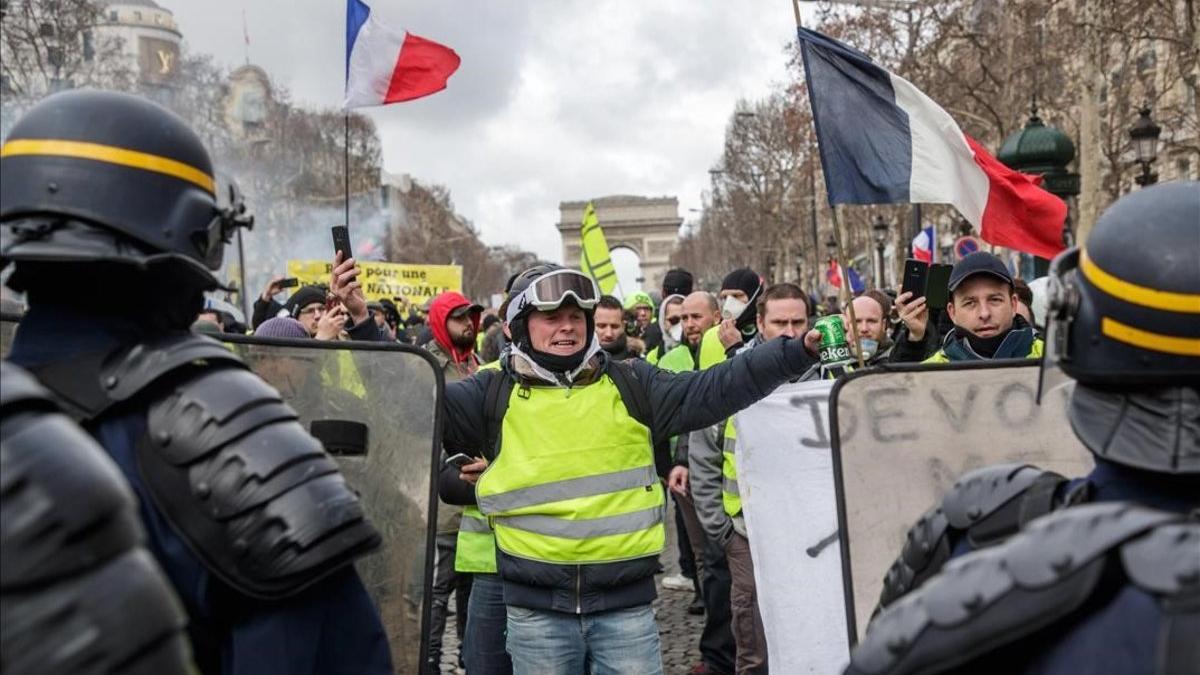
[
  {"left": 444, "top": 453, "right": 475, "bottom": 469},
  {"left": 332, "top": 225, "right": 353, "bottom": 261},
  {"left": 900, "top": 259, "right": 930, "bottom": 300}
]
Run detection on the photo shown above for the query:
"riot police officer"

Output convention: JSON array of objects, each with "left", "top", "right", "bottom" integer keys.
[
  {"left": 1, "top": 361, "right": 192, "bottom": 674},
  {"left": 849, "top": 182, "right": 1200, "bottom": 674},
  {"left": 1, "top": 90, "right": 392, "bottom": 674}
]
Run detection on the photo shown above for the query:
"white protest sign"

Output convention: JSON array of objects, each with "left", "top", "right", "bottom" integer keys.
[{"left": 734, "top": 378, "right": 849, "bottom": 673}]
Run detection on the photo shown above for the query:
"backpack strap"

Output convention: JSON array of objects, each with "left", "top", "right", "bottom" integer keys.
[{"left": 481, "top": 368, "right": 513, "bottom": 462}]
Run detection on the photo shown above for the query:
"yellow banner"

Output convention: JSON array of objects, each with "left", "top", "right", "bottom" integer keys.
[
  {"left": 286, "top": 260, "right": 463, "bottom": 305},
  {"left": 579, "top": 201, "right": 618, "bottom": 295}
]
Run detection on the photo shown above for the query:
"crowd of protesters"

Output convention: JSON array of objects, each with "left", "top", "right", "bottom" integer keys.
[{"left": 178, "top": 243, "right": 1052, "bottom": 675}]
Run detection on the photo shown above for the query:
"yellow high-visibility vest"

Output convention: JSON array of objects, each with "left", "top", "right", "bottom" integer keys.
[{"left": 474, "top": 376, "right": 665, "bottom": 564}]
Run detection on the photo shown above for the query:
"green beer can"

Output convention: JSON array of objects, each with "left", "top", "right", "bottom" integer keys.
[{"left": 814, "top": 315, "right": 853, "bottom": 367}]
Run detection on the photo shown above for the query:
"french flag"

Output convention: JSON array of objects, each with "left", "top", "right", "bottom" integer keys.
[
  {"left": 911, "top": 226, "right": 935, "bottom": 263},
  {"left": 798, "top": 29, "right": 1067, "bottom": 260},
  {"left": 344, "top": 0, "right": 461, "bottom": 109}
]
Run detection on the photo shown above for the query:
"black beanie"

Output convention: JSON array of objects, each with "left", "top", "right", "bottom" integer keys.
[
  {"left": 721, "top": 268, "right": 763, "bottom": 333},
  {"left": 284, "top": 285, "right": 327, "bottom": 317},
  {"left": 662, "top": 268, "right": 694, "bottom": 297}
]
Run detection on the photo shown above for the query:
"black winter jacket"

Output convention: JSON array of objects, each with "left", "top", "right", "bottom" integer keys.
[{"left": 438, "top": 337, "right": 815, "bottom": 614}]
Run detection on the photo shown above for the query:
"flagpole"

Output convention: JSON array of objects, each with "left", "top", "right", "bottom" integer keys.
[
  {"left": 791, "top": 0, "right": 864, "bottom": 369},
  {"left": 344, "top": 113, "right": 351, "bottom": 231}
]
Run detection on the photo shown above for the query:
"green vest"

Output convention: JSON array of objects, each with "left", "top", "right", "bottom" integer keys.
[
  {"left": 474, "top": 376, "right": 666, "bottom": 564},
  {"left": 455, "top": 360, "right": 502, "bottom": 573},
  {"left": 656, "top": 344, "right": 694, "bottom": 374},
  {"left": 721, "top": 418, "right": 741, "bottom": 517},
  {"left": 698, "top": 325, "right": 727, "bottom": 370},
  {"left": 924, "top": 336, "right": 1044, "bottom": 364},
  {"left": 456, "top": 505, "right": 498, "bottom": 573}
]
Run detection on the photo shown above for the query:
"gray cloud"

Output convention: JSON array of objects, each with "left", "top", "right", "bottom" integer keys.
[{"left": 166, "top": 0, "right": 809, "bottom": 263}]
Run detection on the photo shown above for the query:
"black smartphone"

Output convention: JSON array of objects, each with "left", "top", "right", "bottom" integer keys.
[
  {"left": 900, "top": 259, "right": 929, "bottom": 300},
  {"left": 925, "top": 264, "right": 953, "bottom": 310},
  {"left": 331, "top": 225, "right": 353, "bottom": 261},
  {"left": 279, "top": 277, "right": 300, "bottom": 289}
]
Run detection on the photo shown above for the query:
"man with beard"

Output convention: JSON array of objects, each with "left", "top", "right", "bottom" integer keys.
[
  {"left": 845, "top": 291, "right": 894, "bottom": 365},
  {"left": 423, "top": 291, "right": 484, "bottom": 671},
  {"left": 437, "top": 266, "right": 821, "bottom": 674},
  {"left": 595, "top": 295, "right": 639, "bottom": 360}
]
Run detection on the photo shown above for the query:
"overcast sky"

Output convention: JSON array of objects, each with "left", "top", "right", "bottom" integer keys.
[{"left": 167, "top": 1, "right": 815, "bottom": 265}]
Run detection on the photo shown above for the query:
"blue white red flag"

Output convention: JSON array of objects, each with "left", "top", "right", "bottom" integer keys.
[
  {"left": 911, "top": 226, "right": 935, "bottom": 263},
  {"left": 344, "top": 0, "right": 460, "bottom": 108},
  {"left": 796, "top": 28, "right": 1066, "bottom": 260},
  {"left": 827, "top": 260, "right": 865, "bottom": 293}
]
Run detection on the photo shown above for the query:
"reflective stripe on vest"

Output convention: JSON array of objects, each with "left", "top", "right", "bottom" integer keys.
[
  {"left": 455, "top": 505, "right": 497, "bottom": 573},
  {"left": 474, "top": 375, "right": 666, "bottom": 564},
  {"left": 722, "top": 418, "right": 742, "bottom": 517}
]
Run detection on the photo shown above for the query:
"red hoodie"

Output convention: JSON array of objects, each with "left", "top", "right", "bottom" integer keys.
[{"left": 428, "top": 291, "right": 480, "bottom": 366}]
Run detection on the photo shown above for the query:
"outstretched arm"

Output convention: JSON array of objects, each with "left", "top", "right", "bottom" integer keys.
[{"left": 634, "top": 335, "right": 816, "bottom": 443}]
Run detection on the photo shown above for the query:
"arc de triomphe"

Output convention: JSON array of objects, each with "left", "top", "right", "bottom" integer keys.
[{"left": 556, "top": 195, "right": 683, "bottom": 295}]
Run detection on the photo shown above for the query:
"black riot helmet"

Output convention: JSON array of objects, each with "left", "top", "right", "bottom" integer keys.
[
  {"left": 1043, "top": 181, "right": 1200, "bottom": 474},
  {"left": 0, "top": 89, "right": 252, "bottom": 290},
  {"left": 1044, "top": 181, "right": 1199, "bottom": 386}
]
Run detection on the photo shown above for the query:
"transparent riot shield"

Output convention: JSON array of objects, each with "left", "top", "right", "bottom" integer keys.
[
  {"left": 2, "top": 317, "right": 443, "bottom": 674},
  {"left": 829, "top": 361, "right": 1092, "bottom": 645}
]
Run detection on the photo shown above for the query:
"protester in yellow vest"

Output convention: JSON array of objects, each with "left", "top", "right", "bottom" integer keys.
[
  {"left": 437, "top": 265, "right": 820, "bottom": 675},
  {"left": 693, "top": 283, "right": 814, "bottom": 675}
]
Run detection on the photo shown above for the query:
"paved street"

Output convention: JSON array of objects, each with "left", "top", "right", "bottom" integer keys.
[{"left": 439, "top": 500, "right": 704, "bottom": 674}]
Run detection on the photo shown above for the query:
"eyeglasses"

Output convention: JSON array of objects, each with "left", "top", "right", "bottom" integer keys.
[{"left": 297, "top": 304, "right": 326, "bottom": 317}]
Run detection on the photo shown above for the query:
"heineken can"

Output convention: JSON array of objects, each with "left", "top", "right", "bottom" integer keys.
[{"left": 814, "top": 315, "right": 854, "bottom": 367}]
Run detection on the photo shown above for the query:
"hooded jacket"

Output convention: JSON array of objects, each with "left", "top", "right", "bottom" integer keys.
[{"left": 427, "top": 292, "right": 481, "bottom": 377}]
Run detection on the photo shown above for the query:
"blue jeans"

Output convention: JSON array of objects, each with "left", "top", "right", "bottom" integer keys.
[
  {"left": 463, "top": 574, "right": 512, "bottom": 675},
  {"left": 505, "top": 603, "right": 663, "bottom": 675}
]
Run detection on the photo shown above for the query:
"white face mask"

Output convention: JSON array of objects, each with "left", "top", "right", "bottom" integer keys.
[
  {"left": 859, "top": 338, "right": 879, "bottom": 358},
  {"left": 668, "top": 323, "right": 683, "bottom": 343},
  {"left": 721, "top": 296, "right": 748, "bottom": 321}
]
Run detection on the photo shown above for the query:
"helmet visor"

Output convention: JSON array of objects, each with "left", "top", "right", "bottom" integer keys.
[{"left": 1037, "top": 247, "right": 1080, "bottom": 404}]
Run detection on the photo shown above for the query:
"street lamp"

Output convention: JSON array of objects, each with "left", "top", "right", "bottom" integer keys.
[
  {"left": 1129, "top": 106, "right": 1161, "bottom": 187},
  {"left": 872, "top": 215, "right": 890, "bottom": 289}
]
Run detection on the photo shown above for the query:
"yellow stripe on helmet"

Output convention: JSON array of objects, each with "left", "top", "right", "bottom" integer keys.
[
  {"left": 0, "top": 138, "right": 215, "bottom": 194},
  {"left": 1081, "top": 250, "right": 1200, "bottom": 314},
  {"left": 1101, "top": 317, "right": 1200, "bottom": 356}
]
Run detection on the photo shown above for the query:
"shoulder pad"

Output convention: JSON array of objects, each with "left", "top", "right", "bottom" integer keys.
[
  {"left": 1121, "top": 521, "right": 1200, "bottom": 595},
  {"left": 1, "top": 366, "right": 141, "bottom": 587},
  {"left": 942, "top": 463, "right": 1065, "bottom": 548},
  {"left": 1, "top": 549, "right": 191, "bottom": 675},
  {"left": 0, "top": 360, "right": 54, "bottom": 410},
  {"left": 1, "top": 362, "right": 191, "bottom": 674},
  {"left": 138, "top": 366, "right": 381, "bottom": 599},
  {"left": 879, "top": 464, "right": 1068, "bottom": 610},
  {"left": 849, "top": 503, "right": 1181, "bottom": 675},
  {"left": 26, "top": 332, "right": 245, "bottom": 423},
  {"left": 878, "top": 505, "right": 950, "bottom": 610}
]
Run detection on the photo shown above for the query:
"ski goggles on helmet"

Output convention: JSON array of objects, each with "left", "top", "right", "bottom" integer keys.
[{"left": 505, "top": 269, "right": 600, "bottom": 323}]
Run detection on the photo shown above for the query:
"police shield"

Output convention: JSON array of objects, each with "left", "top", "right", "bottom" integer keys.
[
  {"left": 829, "top": 361, "right": 1093, "bottom": 644},
  {"left": 223, "top": 334, "right": 442, "bottom": 673},
  {"left": 1, "top": 318, "right": 443, "bottom": 674}
]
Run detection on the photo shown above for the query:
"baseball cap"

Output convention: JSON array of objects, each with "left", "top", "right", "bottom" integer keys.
[
  {"left": 948, "top": 252, "right": 1014, "bottom": 291},
  {"left": 449, "top": 302, "right": 484, "bottom": 319}
]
